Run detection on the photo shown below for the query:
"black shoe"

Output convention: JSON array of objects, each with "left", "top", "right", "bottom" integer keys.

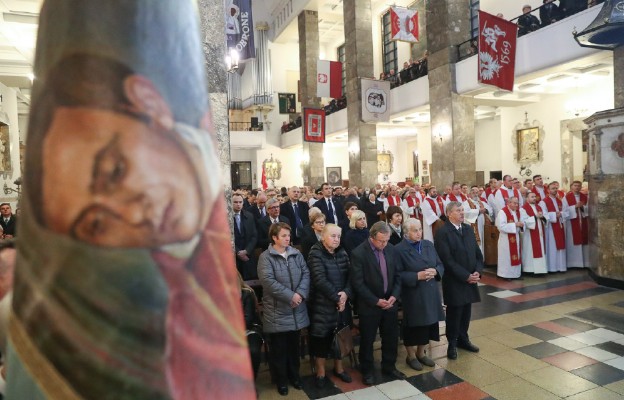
[
  {"left": 458, "top": 341, "right": 480, "bottom": 353},
  {"left": 314, "top": 375, "right": 327, "bottom": 389},
  {"left": 382, "top": 368, "right": 407, "bottom": 380},
  {"left": 447, "top": 345, "right": 458, "bottom": 360},
  {"left": 406, "top": 356, "right": 423, "bottom": 371},
  {"left": 333, "top": 369, "right": 352, "bottom": 383},
  {"left": 363, "top": 374, "right": 375, "bottom": 385},
  {"left": 290, "top": 379, "right": 303, "bottom": 390},
  {"left": 277, "top": 385, "right": 288, "bottom": 396}
]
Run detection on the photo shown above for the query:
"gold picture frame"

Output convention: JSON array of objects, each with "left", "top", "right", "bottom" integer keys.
[{"left": 516, "top": 127, "right": 540, "bottom": 163}]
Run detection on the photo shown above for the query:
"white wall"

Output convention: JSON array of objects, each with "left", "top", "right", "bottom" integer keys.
[{"left": 475, "top": 116, "right": 502, "bottom": 179}]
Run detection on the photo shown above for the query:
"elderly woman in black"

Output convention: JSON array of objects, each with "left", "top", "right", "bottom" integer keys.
[
  {"left": 395, "top": 218, "right": 445, "bottom": 370},
  {"left": 307, "top": 223, "right": 353, "bottom": 388}
]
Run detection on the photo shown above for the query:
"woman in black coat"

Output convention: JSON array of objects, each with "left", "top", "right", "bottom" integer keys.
[
  {"left": 362, "top": 192, "right": 383, "bottom": 227},
  {"left": 307, "top": 223, "right": 353, "bottom": 388},
  {"left": 396, "top": 218, "right": 445, "bottom": 371},
  {"left": 301, "top": 212, "right": 325, "bottom": 260},
  {"left": 343, "top": 210, "right": 369, "bottom": 256},
  {"left": 386, "top": 205, "right": 404, "bottom": 245}
]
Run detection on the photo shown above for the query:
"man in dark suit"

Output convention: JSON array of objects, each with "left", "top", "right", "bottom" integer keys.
[
  {"left": 279, "top": 186, "right": 309, "bottom": 245},
  {"left": 315, "top": 183, "right": 347, "bottom": 226},
  {"left": 232, "top": 194, "right": 258, "bottom": 280},
  {"left": 257, "top": 198, "right": 290, "bottom": 250},
  {"left": 0, "top": 203, "right": 16, "bottom": 238},
  {"left": 350, "top": 221, "right": 405, "bottom": 385},
  {"left": 434, "top": 201, "right": 483, "bottom": 360},
  {"left": 247, "top": 192, "right": 267, "bottom": 221}
]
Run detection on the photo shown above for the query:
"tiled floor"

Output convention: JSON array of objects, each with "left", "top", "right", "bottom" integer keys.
[{"left": 256, "top": 268, "right": 624, "bottom": 399}]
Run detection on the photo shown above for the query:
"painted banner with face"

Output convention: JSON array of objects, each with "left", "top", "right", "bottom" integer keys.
[{"left": 5, "top": 1, "right": 255, "bottom": 399}]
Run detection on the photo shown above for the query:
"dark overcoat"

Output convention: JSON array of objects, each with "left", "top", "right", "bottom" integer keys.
[
  {"left": 395, "top": 239, "right": 445, "bottom": 327},
  {"left": 434, "top": 221, "right": 483, "bottom": 306}
]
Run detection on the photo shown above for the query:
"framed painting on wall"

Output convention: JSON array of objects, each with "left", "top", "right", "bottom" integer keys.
[{"left": 326, "top": 167, "right": 342, "bottom": 186}]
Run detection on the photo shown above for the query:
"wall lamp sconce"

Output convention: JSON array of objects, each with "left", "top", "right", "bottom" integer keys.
[
  {"left": 225, "top": 48, "right": 239, "bottom": 73},
  {"left": 3, "top": 177, "right": 21, "bottom": 195}
]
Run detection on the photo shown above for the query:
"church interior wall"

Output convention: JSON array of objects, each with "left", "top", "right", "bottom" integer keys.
[{"left": 475, "top": 116, "right": 503, "bottom": 180}]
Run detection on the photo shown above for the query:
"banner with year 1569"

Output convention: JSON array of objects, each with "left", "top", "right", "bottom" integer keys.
[{"left": 478, "top": 11, "right": 517, "bottom": 91}]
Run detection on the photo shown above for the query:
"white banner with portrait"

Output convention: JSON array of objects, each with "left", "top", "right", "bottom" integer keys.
[{"left": 361, "top": 78, "right": 391, "bottom": 123}]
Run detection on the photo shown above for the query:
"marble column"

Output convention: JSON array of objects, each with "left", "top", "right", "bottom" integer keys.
[
  {"left": 583, "top": 45, "right": 624, "bottom": 287},
  {"left": 426, "top": 0, "right": 476, "bottom": 187},
  {"left": 298, "top": 10, "right": 325, "bottom": 188},
  {"left": 343, "top": 0, "right": 378, "bottom": 188},
  {"left": 198, "top": 0, "right": 231, "bottom": 196}
]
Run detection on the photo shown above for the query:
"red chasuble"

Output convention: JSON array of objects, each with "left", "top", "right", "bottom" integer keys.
[
  {"left": 565, "top": 192, "right": 589, "bottom": 245},
  {"left": 426, "top": 197, "right": 445, "bottom": 216},
  {"left": 542, "top": 196, "right": 566, "bottom": 250},
  {"left": 405, "top": 196, "right": 422, "bottom": 221},
  {"left": 522, "top": 203, "right": 545, "bottom": 258},
  {"left": 502, "top": 206, "right": 521, "bottom": 266},
  {"left": 447, "top": 193, "right": 467, "bottom": 202},
  {"left": 387, "top": 195, "right": 401, "bottom": 207},
  {"left": 500, "top": 187, "right": 520, "bottom": 202}
]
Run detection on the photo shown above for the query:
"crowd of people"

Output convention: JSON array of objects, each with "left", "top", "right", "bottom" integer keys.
[
  {"left": 380, "top": 50, "right": 429, "bottom": 89},
  {"left": 516, "top": 0, "right": 604, "bottom": 36},
  {"left": 232, "top": 174, "right": 589, "bottom": 395}
]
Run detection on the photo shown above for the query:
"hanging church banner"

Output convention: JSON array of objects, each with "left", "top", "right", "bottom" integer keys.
[
  {"left": 6, "top": 1, "right": 256, "bottom": 399},
  {"left": 361, "top": 78, "right": 391, "bottom": 123},
  {"left": 225, "top": 0, "right": 255, "bottom": 60},
  {"left": 303, "top": 108, "right": 326, "bottom": 143},
  {"left": 478, "top": 11, "right": 517, "bottom": 92},
  {"left": 390, "top": 7, "right": 419, "bottom": 42}
]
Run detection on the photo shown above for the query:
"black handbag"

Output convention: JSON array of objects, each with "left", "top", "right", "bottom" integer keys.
[{"left": 331, "top": 312, "right": 353, "bottom": 359}]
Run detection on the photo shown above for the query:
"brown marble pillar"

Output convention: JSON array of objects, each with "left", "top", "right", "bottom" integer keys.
[
  {"left": 298, "top": 10, "right": 325, "bottom": 189},
  {"left": 343, "top": 0, "right": 378, "bottom": 188},
  {"left": 426, "top": 0, "right": 476, "bottom": 187}
]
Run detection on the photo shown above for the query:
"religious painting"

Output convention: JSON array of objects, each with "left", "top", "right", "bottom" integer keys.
[
  {"left": 0, "top": 124, "right": 11, "bottom": 172},
  {"left": 377, "top": 151, "right": 393, "bottom": 174},
  {"left": 326, "top": 166, "right": 342, "bottom": 186},
  {"left": 278, "top": 92, "right": 296, "bottom": 114},
  {"left": 516, "top": 126, "right": 540, "bottom": 163},
  {"left": 7, "top": 1, "right": 255, "bottom": 399},
  {"left": 422, "top": 159, "right": 429, "bottom": 175}
]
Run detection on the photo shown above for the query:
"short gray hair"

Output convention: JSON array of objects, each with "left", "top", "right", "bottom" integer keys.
[
  {"left": 266, "top": 198, "right": 280, "bottom": 208},
  {"left": 321, "top": 223, "right": 341, "bottom": 238},
  {"left": 445, "top": 201, "right": 462, "bottom": 215},
  {"left": 404, "top": 218, "right": 422, "bottom": 232},
  {"left": 369, "top": 221, "right": 391, "bottom": 238}
]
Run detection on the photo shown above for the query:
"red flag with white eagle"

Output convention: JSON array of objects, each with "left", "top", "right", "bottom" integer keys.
[
  {"left": 390, "top": 7, "right": 419, "bottom": 42},
  {"left": 316, "top": 60, "right": 342, "bottom": 98},
  {"left": 478, "top": 11, "right": 517, "bottom": 91}
]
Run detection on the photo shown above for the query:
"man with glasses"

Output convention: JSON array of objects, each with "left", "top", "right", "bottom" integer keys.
[
  {"left": 280, "top": 186, "right": 309, "bottom": 245},
  {"left": 257, "top": 198, "right": 291, "bottom": 250},
  {"left": 350, "top": 221, "right": 405, "bottom": 385},
  {"left": 434, "top": 202, "right": 483, "bottom": 360}
]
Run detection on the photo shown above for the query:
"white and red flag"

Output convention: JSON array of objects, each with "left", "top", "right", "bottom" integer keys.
[
  {"left": 390, "top": 7, "right": 419, "bottom": 42},
  {"left": 478, "top": 11, "right": 517, "bottom": 91},
  {"left": 316, "top": 60, "right": 342, "bottom": 98}
]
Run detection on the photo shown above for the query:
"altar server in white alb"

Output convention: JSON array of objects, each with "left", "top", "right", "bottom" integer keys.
[
  {"left": 468, "top": 186, "right": 493, "bottom": 257},
  {"left": 421, "top": 186, "right": 445, "bottom": 243},
  {"left": 520, "top": 192, "right": 548, "bottom": 274},
  {"left": 495, "top": 197, "right": 523, "bottom": 280},
  {"left": 383, "top": 185, "right": 402, "bottom": 212},
  {"left": 540, "top": 182, "right": 568, "bottom": 272},
  {"left": 563, "top": 181, "right": 589, "bottom": 268},
  {"left": 493, "top": 175, "right": 523, "bottom": 216}
]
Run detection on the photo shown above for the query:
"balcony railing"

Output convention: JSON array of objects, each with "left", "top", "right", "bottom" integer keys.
[{"left": 229, "top": 121, "right": 264, "bottom": 131}]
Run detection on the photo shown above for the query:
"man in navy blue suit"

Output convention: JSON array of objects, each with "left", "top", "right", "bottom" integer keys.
[
  {"left": 314, "top": 183, "right": 347, "bottom": 226},
  {"left": 279, "top": 186, "right": 309, "bottom": 245}
]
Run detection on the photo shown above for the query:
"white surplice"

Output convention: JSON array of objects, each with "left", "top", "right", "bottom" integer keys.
[
  {"left": 422, "top": 196, "right": 443, "bottom": 243},
  {"left": 520, "top": 205, "right": 548, "bottom": 274},
  {"left": 496, "top": 209, "right": 522, "bottom": 279},
  {"left": 540, "top": 198, "right": 568, "bottom": 272},
  {"left": 562, "top": 194, "right": 589, "bottom": 268}
]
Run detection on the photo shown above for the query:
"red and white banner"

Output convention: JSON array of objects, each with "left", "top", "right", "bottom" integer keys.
[
  {"left": 478, "top": 11, "right": 517, "bottom": 91},
  {"left": 303, "top": 108, "right": 326, "bottom": 143},
  {"left": 316, "top": 60, "right": 342, "bottom": 99},
  {"left": 390, "top": 7, "right": 419, "bottom": 42}
]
